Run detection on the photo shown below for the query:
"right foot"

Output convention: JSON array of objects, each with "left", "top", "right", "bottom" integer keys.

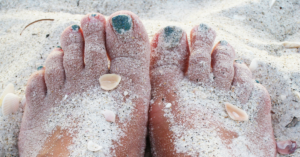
[
  {"left": 18, "top": 11, "right": 150, "bottom": 156},
  {"left": 149, "top": 25, "right": 276, "bottom": 156}
]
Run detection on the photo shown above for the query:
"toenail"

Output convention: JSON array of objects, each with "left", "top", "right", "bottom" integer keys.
[
  {"left": 199, "top": 23, "right": 209, "bottom": 31},
  {"left": 111, "top": 15, "right": 132, "bottom": 34},
  {"left": 91, "top": 14, "right": 97, "bottom": 17},
  {"left": 57, "top": 46, "right": 62, "bottom": 49},
  {"left": 255, "top": 80, "right": 260, "bottom": 83},
  {"left": 220, "top": 40, "right": 228, "bottom": 45},
  {"left": 163, "top": 26, "right": 183, "bottom": 48},
  {"left": 71, "top": 25, "right": 80, "bottom": 31},
  {"left": 37, "top": 66, "right": 44, "bottom": 70},
  {"left": 235, "top": 60, "right": 244, "bottom": 64}
]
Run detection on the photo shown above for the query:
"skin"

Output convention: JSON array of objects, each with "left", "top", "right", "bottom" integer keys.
[
  {"left": 148, "top": 24, "right": 277, "bottom": 156},
  {"left": 18, "top": 11, "right": 150, "bottom": 157}
]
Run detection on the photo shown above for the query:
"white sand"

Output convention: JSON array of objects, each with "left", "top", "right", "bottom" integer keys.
[{"left": 0, "top": 0, "right": 299, "bottom": 156}]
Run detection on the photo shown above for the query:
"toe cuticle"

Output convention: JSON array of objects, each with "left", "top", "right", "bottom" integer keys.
[
  {"left": 91, "top": 14, "right": 97, "bottom": 17},
  {"left": 163, "top": 26, "right": 183, "bottom": 48},
  {"left": 57, "top": 46, "right": 62, "bottom": 49},
  {"left": 111, "top": 15, "right": 132, "bottom": 34},
  {"left": 71, "top": 25, "right": 80, "bottom": 32}
]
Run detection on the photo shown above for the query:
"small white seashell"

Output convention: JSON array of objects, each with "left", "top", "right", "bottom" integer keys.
[
  {"left": 0, "top": 83, "right": 14, "bottom": 107},
  {"left": 282, "top": 42, "right": 300, "bottom": 48},
  {"left": 101, "top": 110, "right": 115, "bottom": 122},
  {"left": 124, "top": 91, "right": 128, "bottom": 96},
  {"left": 225, "top": 102, "right": 249, "bottom": 121},
  {"left": 293, "top": 91, "right": 300, "bottom": 100},
  {"left": 2, "top": 93, "right": 20, "bottom": 116},
  {"left": 270, "top": 0, "right": 276, "bottom": 8},
  {"left": 99, "top": 74, "right": 121, "bottom": 90},
  {"left": 249, "top": 58, "right": 258, "bottom": 72},
  {"left": 280, "top": 95, "right": 286, "bottom": 101},
  {"left": 165, "top": 103, "right": 172, "bottom": 108},
  {"left": 87, "top": 141, "right": 102, "bottom": 151}
]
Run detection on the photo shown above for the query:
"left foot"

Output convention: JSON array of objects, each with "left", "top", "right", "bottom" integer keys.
[{"left": 149, "top": 25, "right": 276, "bottom": 156}]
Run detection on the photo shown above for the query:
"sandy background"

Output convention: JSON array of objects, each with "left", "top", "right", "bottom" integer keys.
[{"left": 0, "top": 0, "right": 299, "bottom": 156}]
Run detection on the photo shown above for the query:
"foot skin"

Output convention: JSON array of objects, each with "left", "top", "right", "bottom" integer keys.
[
  {"left": 149, "top": 25, "right": 276, "bottom": 156},
  {"left": 18, "top": 11, "right": 150, "bottom": 157}
]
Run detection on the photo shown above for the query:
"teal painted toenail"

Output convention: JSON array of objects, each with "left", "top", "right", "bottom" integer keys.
[
  {"left": 199, "top": 23, "right": 209, "bottom": 31},
  {"left": 235, "top": 60, "right": 243, "bottom": 64},
  {"left": 163, "top": 26, "right": 183, "bottom": 48},
  {"left": 255, "top": 80, "right": 260, "bottom": 83},
  {"left": 37, "top": 66, "right": 44, "bottom": 70},
  {"left": 57, "top": 46, "right": 62, "bottom": 49},
  {"left": 220, "top": 40, "right": 228, "bottom": 45},
  {"left": 72, "top": 25, "right": 80, "bottom": 31},
  {"left": 91, "top": 14, "right": 97, "bottom": 17},
  {"left": 112, "top": 15, "right": 132, "bottom": 34}
]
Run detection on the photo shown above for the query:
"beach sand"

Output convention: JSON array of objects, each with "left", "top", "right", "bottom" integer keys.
[{"left": 0, "top": 0, "right": 299, "bottom": 156}]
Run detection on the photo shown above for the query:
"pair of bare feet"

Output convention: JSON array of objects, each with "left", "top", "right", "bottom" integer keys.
[{"left": 18, "top": 11, "right": 276, "bottom": 156}]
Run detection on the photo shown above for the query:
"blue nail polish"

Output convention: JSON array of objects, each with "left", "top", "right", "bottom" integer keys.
[
  {"left": 255, "top": 80, "right": 260, "bottom": 83},
  {"left": 112, "top": 15, "right": 132, "bottom": 34},
  {"left": 37, "top": 66, "right": 44, "bottom": 70},
  {"left": 235, "top": 60, "right": 244, "bottom": 64},
  {"left": 163, "top": 26, "right": 183, "bottom": 48},
  {"left": 220, "top": 40, "right": 228, "bottom": 45},
  {"left": 199, "top": 23, "right": 209, "bottom": 31},
  {"left": 91, "top": 14, "right": 97, "bottom": 17},
  {"left": 57, "top": 46, "right": 62, "bottom": 49},
  {"left": 72, "top": 25, "right": 80, "bottom": 31}
]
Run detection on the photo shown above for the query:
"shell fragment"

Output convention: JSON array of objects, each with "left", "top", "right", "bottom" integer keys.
[
  {"left": 2, "top": 93, "right": 20, "bottom": 116},
  {"left": 87, "top": 141, "right": 102, "bottom": 151},
  {"left": 225, "top": 102, "right": 249, "bottom": 121},
  {"left": 99, "top": 74, "right": 121, "bottom": 90},
  {"left": 101, "top": 110, "right": 115, "bottom": 122},
  {"left": 0, "top": 83, "right": 14, "bottom": 107},
  {"left": 277, "top": 140, "right": 297, "bottom": 154}
]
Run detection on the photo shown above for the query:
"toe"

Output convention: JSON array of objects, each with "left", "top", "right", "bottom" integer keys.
[
  {"left": 149, "top": 26, "right": 189, "bottom": 156},
  {"left": 106, "top": 11, "right": 150, "bottom": 87},
  {"left": 60, "top": 24, "right": 84, "bottom": 80},
  {"left": 211, "top": 40, "right": 235, "bottom": 90},
  {"left": 45, "top": 47, "right": 65, "bottom": 94},
  {"left": 25, "top": 70, "right": 47, "bottom": 121},
  {"left": 232, "top": 60, "right": 254, "bottom": 104},
  {"left": 187, "top": 23, "right": 216, "bottom": 83},
  {"left": 81, "top": 13, "right": 108, "bottom": 79}
]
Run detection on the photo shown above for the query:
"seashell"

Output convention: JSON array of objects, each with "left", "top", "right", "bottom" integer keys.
[
  {"left": 101, "top": 110, "right": 115, "bottom": 122},
  {"left": 225, "top": 102, "right": 249, "bottom": 121},
  {"left": 165, "top": 103, "right": 172, "bottom": 108},
  {"left": 277, "top": 140, "right": 297, "bottom": 154},
  {"left": 20, "top": 95, "right": 26, "bottom": 108},
  {"left": 87, "top": 141, "right": 102, "bottom": 151},
  {"left": 269, "top": 0, "right": 276, "bottom": 9},
  {"left": 99, "top": 74, "right": 121, "bottom": 90},
  {"left": 249, "top": 58, "right": 258, "bottom": 72},
  {"left": 2, "top": 93, "right": 20, "bottom": 116},
  {"left": 294, "top": 91, "right": 300, "bottom": 101},
  {"left": 282, "top": 42, "right": 300, "bottom": 48},
  {"left": 0, "top": 83, "right": 14, "bottom": 107}
]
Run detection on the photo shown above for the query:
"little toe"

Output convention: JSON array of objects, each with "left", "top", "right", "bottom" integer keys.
[
  {"left": 60, "top": 24, "right": 84, "bottom": 80},
  {"left": 232, "top": 60, "right": 254, "bottom": 104},
  {"left": 44, "top": 47, "right": 65, "bottom": 94},
  {"left": 211, "top": 40, "right": 235, "bottom": 90},
  {"left": 81, "top": 13, "right": 108, "bottom": 79},
  {"left": 187, "top": 23, "right": 216, "bottom": 83},
  {"left": 24, "top": 70, "right": 47, "bottom": 126}
]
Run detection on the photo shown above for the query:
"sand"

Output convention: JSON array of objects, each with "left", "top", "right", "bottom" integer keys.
[{"left": 0, "top": 0, "right": 299, "bottom": 156}]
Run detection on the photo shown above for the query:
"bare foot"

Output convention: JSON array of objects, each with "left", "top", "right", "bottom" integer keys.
[
  {"left": 149, "top": 25, "right": 276, "bottom": 156},
  {"left": 18, "top": 11, "right": 150, "bottom": 157}
]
